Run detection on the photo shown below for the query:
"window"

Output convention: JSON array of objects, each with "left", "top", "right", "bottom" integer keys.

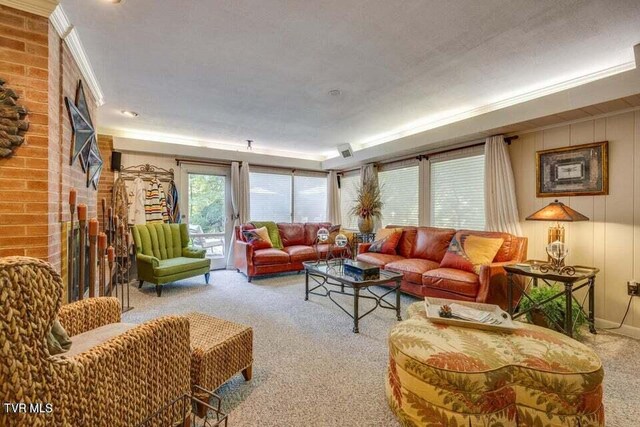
[
  {"left": 430, "top": 154, "right": 485, "bottom": 230},
  {"left": 249, "top": 171, "right": 327, "bottom": 222},
  {"left": 339, "top": 173, "right": 359, "bottom": 229},
  {"left": 293, "top": 175, "right": 327, "bottom": 222},
  {"left": 378, "top": 165, "right": 419, "bottom": 226},
  {"left": 250, "top": 172, "right": 292, "bottom": 222}
]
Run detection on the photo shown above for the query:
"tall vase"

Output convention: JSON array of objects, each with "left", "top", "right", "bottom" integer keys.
[{"left": 357, "top": 216, "right": 374, "bottom": 233}]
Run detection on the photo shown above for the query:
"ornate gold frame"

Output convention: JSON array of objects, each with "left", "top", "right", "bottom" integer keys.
[{"left": 535, "top": 141, "right": 609, "bottom": 197}]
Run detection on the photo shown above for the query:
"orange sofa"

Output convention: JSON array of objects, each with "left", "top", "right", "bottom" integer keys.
[
  {"left": 357, "top": 226, "right": 527, "bottom": 309},
  {"left": 233, "top": 222, "right": 345, "bottom": 282}
]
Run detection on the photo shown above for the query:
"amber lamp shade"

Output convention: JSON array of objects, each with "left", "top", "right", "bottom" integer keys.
[{"left": 526, "top": 200, "right": 589, "bottom": 243}]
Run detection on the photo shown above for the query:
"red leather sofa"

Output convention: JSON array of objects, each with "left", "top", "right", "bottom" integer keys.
[
  {"left": 357, "top": 226, "right": 527, "bottom": 309},
  {"left": 233, "top": 222, "right": 345, "bottom": 282}
]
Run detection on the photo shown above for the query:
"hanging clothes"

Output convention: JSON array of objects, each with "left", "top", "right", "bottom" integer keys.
[
  {"left": 159, "top": 181, "right": 170, "bottom": 223},
  {"left": 113, "top": 177, "right": 130, "bottom": 225},
  {"left": 145, "top": 178, "right": 164, "bottom": 223},
  {"left": 129, "top": 177, "right": 146, "bottom": 225},
  {"left": 166, "top": 180, "right": 181, "bottom": 223}
]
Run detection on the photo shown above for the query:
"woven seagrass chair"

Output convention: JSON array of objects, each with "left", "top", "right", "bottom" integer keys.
[{"left": 0, "top": 256, "right": 191, "bottom": 427}]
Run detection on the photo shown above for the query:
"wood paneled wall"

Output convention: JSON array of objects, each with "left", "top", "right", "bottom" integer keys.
[{"left": 509, "top": 109, "right": 640, "bottom": 335}]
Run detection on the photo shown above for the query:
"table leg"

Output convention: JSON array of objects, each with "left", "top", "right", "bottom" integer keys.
[
  {"left": 305, "top": 270, "right": 309, "bottom": 301},
  {"left": 353, "top": 287, "right": 360, "bottom": 333},
  {"left": 588, "top": 277, "right": 597, "bottom": 334},
  {"left": 565, "top": 282, "right": 573, "bottom": 338},
  {"left": 395, "top": 281, "right": 402, "bottom": 321},
  {"left": 507, "top": 272, "right": 513, "bottom": 316}
]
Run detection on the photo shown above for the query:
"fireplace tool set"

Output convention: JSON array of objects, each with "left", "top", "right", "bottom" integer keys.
[{"left": 67, "top": 189, "right": 132, "bottom": 312}]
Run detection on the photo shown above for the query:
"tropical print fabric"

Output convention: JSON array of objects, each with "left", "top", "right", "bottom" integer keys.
[
  {"left": 440, "top": 232, "right": 504, "bottom": 274},
  {"left": 386, "top": 302, "right": 604, "bottom": 427},
  {"left": 369, "top": 228, "right": 403, "bottom": 254}
]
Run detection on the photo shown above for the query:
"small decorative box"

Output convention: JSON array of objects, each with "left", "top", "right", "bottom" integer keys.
[{"left": 343, "top": 259, "right": 380, "bottom": 281}]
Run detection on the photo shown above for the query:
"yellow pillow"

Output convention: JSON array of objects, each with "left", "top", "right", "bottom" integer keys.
[{"left": 440, "top": 233, "right": 504, "bottom": 274}]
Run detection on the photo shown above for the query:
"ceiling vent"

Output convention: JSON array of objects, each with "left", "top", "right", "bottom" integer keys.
[{"left": 337, "top": 143, "right": 353, "bottom": 159}]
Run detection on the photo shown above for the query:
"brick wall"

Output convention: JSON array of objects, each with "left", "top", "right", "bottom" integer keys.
[
  {"left": 0, "top": 6, "right": 50, "bottom": 259},
  {"left": 97, "top": 134, "right": 115, "bottom": 216},
  {"left": 0, "top": 5, "right": 101, "bottom": 272}
]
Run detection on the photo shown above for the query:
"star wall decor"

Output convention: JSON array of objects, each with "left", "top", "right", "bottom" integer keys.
[
  {"left": 65, "top": 80, "right": 102, "bottom": 189},
  {"left": 65, "top": 80, "right": 95, "bottom": 173}
]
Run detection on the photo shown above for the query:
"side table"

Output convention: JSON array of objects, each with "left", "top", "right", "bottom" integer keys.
[
  {"left": 351, "top": 232, "right": 376, "bottom": 259},
  {"left": 504, "top": 262, "right": 598, "bottom": 338}
]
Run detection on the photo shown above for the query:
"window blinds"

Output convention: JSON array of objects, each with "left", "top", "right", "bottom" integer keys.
[
  {"left": 249, "top": 172, "right": 292, "bottom": 222},
  {"left": 430, "top": 154, "right": 485, "bottom": 230},
  {"left": 293, "top": 175, "right": 327, "bottom": 222},
  {"left": 379, "top": 165, "right": 419, "bottom": 226}
]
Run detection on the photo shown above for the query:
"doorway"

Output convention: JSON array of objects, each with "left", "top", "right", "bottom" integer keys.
[{"left": 181, "top": 165, "right": 231, "bottom": 270}]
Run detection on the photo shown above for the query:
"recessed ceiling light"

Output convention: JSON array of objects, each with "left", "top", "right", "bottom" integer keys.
[
  {"left": 107, "top": 0, "right": 125, "bottom": 4},
  {"left": 328, "top": 89, "right": 342, "bottom": 96},
  {"left": 120, "top": 110, "right": 139, "bottom": 118}
]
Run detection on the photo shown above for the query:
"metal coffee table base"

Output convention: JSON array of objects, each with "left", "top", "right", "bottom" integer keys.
[{"left": 305, "top": 271, "right": 402, "bottom": 333}]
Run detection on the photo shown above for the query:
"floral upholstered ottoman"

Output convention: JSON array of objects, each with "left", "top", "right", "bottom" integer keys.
[{"left": 386, "top": 302, "right": 603, "bottom": 427}]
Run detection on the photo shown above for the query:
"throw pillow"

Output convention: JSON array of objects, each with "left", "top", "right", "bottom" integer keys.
[
  {"left": 242, "top": 226, "right": 273, "bottom": 250},
  {"left": 326, "top": 224, "right": 341, "bottom": 244},
  {"left": 440, "top": 233, "right": 504, "bottom": 274},
  {"left": 46, "top": 318, "right": 72, "bottom": 355},
  {"left": 369, "top": 228, "right": 403, "bottom": 255}
]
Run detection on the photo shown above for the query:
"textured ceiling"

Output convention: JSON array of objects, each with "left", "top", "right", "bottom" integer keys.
[{"left": 61, "top": 0, "right": 640, "bottom": 159}]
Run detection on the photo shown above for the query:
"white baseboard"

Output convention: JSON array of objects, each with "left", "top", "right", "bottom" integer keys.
[{"left": 595, "top": 317, "right": 640, "bottom": 340}]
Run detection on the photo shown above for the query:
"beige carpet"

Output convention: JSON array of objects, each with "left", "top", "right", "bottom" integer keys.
[{"left": 123, "top": 270, "right": 640, "bottom": 426}]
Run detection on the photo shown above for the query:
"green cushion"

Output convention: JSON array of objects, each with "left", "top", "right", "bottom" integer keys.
[
  {"left": 153, "top": 257, "right": 211, "bottom": 277},
  {"left": 251, "top": 221, "right": 283, "bottom": 249},
  {"left": 133, "top": 223, "right": 186, "bottom": 260},
  {"left": 46, "top": 318, "right": 72, "bottom": 355}
]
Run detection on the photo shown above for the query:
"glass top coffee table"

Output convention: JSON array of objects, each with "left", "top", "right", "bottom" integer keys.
[{"left": 303, "top": 260, "right": 403, "bottom": 333}]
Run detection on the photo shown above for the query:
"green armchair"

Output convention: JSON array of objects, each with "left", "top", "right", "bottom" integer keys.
[{"left": 132, "top": 223, "right": 211, "bottom": 296}]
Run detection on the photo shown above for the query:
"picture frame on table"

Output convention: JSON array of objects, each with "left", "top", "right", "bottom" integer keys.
[{"left": 536, "top": 141, "right": 608, "bottom": 197}]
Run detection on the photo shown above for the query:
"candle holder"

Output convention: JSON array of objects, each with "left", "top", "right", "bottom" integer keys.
[
  {"left": 88, "top": 218, "right": 98, "bottom": 298},
  {"left": 77, "top": 204, "right": 87, "bottom": 300}
]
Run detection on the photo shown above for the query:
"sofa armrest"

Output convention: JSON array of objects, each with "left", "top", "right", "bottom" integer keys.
[
  {"left": 357, "top": 242, "right": 372, "bottom": 254},
  {"left": 68, "top": 316, "right": 191, "bottom": 425},
  {"left": 136, "top": 253, "right": 160, "bottom": 267},
  {"left": 183, "top": 246, "right": 206, "bottom": 258},
  {"left": 477, "top": 262, "right": 520, "bottom": 309},
  {"left": 58, "top": 297, "right": 121, "bottom": 337},
  {"left": 233, "top": 239, "right": 254, "bottom": 275}
]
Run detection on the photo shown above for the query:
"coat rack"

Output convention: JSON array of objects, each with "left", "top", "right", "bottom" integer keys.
[{"left": 118, "top": 163, "right": 175, "bottom": 183}]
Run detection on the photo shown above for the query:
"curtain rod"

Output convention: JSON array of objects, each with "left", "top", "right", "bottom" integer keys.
[
  {"left": 174, "top": 157, "right": 326, "bottom": 174},
  {"left": 339, "top": 135, "right": 519, "bottom": 173}
]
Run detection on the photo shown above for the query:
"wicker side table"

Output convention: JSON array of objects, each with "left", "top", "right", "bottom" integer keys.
[{"left": 185, "top": 312, "right": 253, "bottom": 417}]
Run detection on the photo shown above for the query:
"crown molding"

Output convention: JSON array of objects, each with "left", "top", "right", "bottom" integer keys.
[
  {"left": 51, "top": 5, "right": 105, "bottom": 107},
  {"left": 0, "top": 0, "right": 58, "bottom": 17}
]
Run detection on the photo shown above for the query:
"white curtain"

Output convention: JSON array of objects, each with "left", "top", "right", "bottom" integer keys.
[
  {"left": 360, "top": 163, "right": 378, "bottom": 187},
  {"left": 239, "top": 161, "right": 250, "bottom": 223},
  {"left": 326, "top": 171, "right": 341, "bottom": 225},
  {"left": 226, "top": 161, "right": 251, "bottom": 267},
  {"left": 418, "top": 157, "right": 429, "bottom": 226},
  {"left": 484, "top": 135, "right": 523, "bottom": 236},
  {"left": 226, "top": 162, "right": 241, "bottom": 267}
]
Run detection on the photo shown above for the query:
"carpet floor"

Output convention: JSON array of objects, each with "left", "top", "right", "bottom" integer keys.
[{"left": 123, "top": 270, "right": 639, "bottom": 427}]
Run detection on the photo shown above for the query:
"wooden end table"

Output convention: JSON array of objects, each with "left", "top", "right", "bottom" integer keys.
[{"left": 504, "top": 261, "right": 598, "bottom": 338}]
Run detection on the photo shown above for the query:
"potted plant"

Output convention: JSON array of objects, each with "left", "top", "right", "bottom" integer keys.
[
  {"left": 519, "top": 285, "right": 587, "bottom": 338},
  {"left": 349, "top": 178, "right": 382, "bottom": 233}
]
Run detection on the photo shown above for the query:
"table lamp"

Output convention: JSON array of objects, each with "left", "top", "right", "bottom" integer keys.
[{"left": 526, "top": 200, "right": 589, "bottom": 273}]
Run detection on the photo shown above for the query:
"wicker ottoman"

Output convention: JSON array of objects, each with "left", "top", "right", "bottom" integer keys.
[
  {"left": 386, "top": 302, "right": 604, "bottom": 426},
  {"left": 185, "top": 313, "right": 253, "bottom": 415}
]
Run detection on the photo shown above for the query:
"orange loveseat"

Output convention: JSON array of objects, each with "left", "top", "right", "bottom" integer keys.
[
  {"left": 233, "top": 222, "right": 345, "bottom": 282},
  {"left": 357, "top": 226, "right": 527, "bottom": 309}
]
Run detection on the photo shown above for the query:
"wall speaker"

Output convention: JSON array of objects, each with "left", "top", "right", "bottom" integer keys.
[
  {"left": 110, "top": 151, "right": 122, "bottom": 171},
  {"left": 337, "top": 143, "right": 353, "bottom": 159}
]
